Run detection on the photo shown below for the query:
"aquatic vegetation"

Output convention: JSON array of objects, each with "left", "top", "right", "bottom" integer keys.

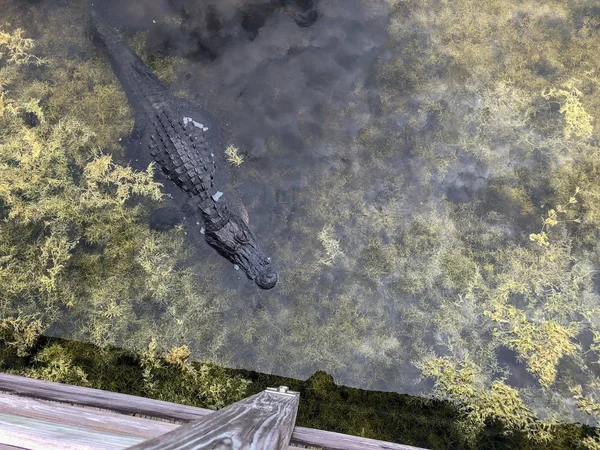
[
  {"left": 318, "top": 225, "right": 343, "bottom": 265},
  {"left": 572, "top": 385, "right": 600, "bottom": 419},
  {"left": 486, "top": 304, "right": 579, "bottom": 388},
  {"left": 0, "top": 101, "right": 162, "bottom": 315},
  {"left": 543, "top": 79, "right": 594, "bottom": 140},
  {"left": 224, "top": 144, "right": 244, "bottom": 166},
  {"left": 529, "top": 188, "right": 581, "bottom": 248},
  {"left": 0, "top": 336, "right": 250, "bottom": 411},
  {"left": 0, "top": 27, "right": 46, "bottom": 66},
  {"left": 139, "top": 339, "right": 250, "bottom": 409},
  {"left": 26, "top": 343, "right": 90, "bottom": 386},
  {"left": 2, "top": 0, "right": 600, "bottom": 448},
  {"left": 0, "top": 317, "right": 46, "bottom": 357},
  {"left": 419, "top": 356, "right": 548, "bottom": 442},
  {"left": 375, "top": 0, "right": 600, "bottom": 445},
  {"left": 128, "top": 31, "right": 185, "bottom": 88}
]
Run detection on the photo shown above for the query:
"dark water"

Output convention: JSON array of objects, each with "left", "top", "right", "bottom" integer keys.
[{"left": 5, "top": 0, "right": 600, "bottom": 435}]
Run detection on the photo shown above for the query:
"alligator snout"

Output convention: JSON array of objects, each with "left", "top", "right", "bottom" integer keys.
[{"left": 256, "top": 268, "right": 278, "bottom": 290}]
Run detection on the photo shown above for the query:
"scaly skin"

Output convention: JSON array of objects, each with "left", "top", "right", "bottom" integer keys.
[{"left": 92, "top": 9, "right": 278, "bottom": 289}]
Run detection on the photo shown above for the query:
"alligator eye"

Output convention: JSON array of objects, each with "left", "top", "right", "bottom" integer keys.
[{"left": 235, "top": 228, "right": 250, "bottom": 244}]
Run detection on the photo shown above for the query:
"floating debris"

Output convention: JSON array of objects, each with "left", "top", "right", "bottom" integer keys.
[{"left": 182, "top": 116, "right": 207, "bottom": 131}]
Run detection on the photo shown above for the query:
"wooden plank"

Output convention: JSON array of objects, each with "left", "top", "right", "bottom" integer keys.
[
  {"left": 129, "top": 387, "right": 299, "bottom": 450},
  {"left": 291, "top": 428, "right": 426, "bottom": 450},
  {"left": 0, "top": 411, "right": 144, "bottom": 450},
  {"left": 0, "top": 373, "right": 211, "bottom": 421},
  {"left": 0, "top": 393, "right": 177, "bottom": 439},
  {"left": 0, "top": 444, "right": 28, "bottom": 450}
]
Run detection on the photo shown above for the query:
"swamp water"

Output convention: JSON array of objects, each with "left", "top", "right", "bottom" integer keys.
[{"left": 1, "top": 0, "right": 600, "bottom": 446}]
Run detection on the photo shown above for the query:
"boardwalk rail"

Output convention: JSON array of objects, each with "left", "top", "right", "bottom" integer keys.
[
  {"left": 129, "top": 387, "right": 298, "bottom": 450},
  {"left": 0, "top": 373, "right": 425, "bottom": 450}
]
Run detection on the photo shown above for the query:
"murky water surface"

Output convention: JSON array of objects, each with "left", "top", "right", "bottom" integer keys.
[{"left": 3, "top": 0, "right": 600, "bottom": 435}]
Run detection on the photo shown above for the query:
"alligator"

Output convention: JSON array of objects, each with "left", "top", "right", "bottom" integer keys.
[{"left": 91, "top": 9, "right": 278, "bottom": 290}]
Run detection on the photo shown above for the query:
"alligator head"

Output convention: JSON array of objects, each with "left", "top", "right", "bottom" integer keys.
[{"left": 204, "top": 213, "right": 278, "bottom": 290}]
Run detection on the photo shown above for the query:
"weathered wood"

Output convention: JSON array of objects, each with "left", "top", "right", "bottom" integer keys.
[
  {"left": 0, "top": 411, "right": 144, "bottom": 450},
  {"left": 0, "top": 393, "right": 176, "bottom": 439},
  {"left": 0, "top": 444, "right": 28, "bottom": 450},
  {"left": 0, "top": 373, "right": 210, "bottom": 421},
  {"left": 128, "top": 387, "right": 299, "bottom": 450},
  {"left": 291, "top": 427, "right": 426, "bottom": 450}
]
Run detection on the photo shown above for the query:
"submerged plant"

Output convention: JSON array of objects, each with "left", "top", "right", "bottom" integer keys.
[
  {"left": 0, "top": 27, "right": 46, "bottom": 66},
  {"left": 419, "top": 356, "right": 553, "bottom": 443},
  {"left": 486, "top": 304, "right": 579, "bottom": 388},
  {"left": 529, "top": 187, "right": 581, "bottom": 248},
  {"left": 0, "top": 13, "right": 222, "bottom": 378},
  {"left": 318, "top": 225, "right": 343, "bottom": 265},
  {"left": 224, "top": 144, "right": 244, "bottom": 166},
  {"left": 139, "top": 338, "right": 250, "bottom": 409},
  {"left": 0, "top": 316, "right": 46, "bottom": 357},
  {"left": 543, "top": 80, "right": 594, "bottom": 140}
]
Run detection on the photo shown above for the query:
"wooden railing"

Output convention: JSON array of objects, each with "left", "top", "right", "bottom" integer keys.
[
  {"left": 0, "top": 373, "right": 425, "bottom": 450},
  {"left": 129, "top": 386, "right": 299, "bottom": 450}
]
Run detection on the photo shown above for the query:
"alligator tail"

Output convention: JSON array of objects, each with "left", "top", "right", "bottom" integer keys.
[
  {"left": 91, "top": 5, "right": 169, "bottom": 111},
  {"left": 90, "top": 8, "right": 120, "bottom": 47}
]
